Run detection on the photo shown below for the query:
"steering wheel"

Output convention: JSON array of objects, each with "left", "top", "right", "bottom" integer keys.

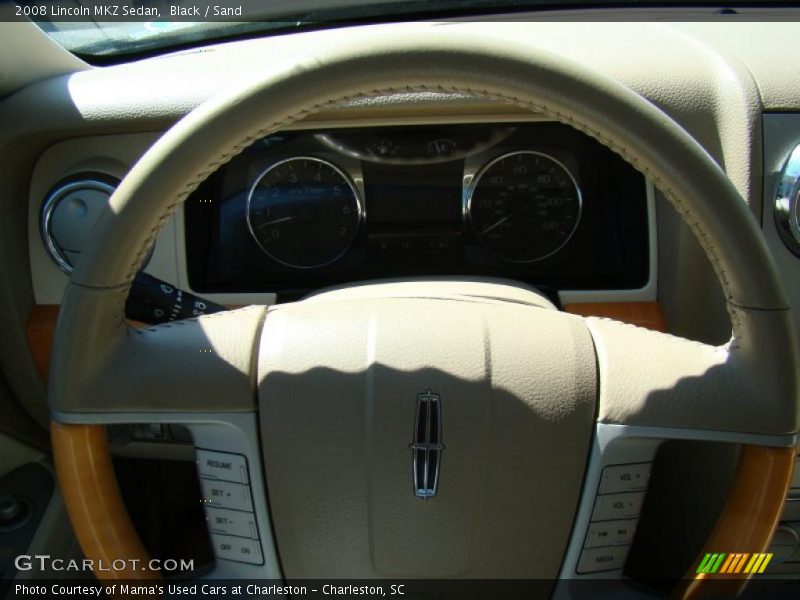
[{"left": 47, "top": 31, "right": 798, "bottom": 595}]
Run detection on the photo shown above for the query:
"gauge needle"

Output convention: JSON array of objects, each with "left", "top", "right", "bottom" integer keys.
[
  {"left": 480, "top": 213, "right": 513, "bottom": 236},
  {"left": 257, "top": 215, "right": 297, "bottom": 229}
]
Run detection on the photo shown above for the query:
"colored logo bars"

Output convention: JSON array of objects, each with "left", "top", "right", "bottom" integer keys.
[{"left": 696, "top": 553, "right": 773, "bottom": 575}]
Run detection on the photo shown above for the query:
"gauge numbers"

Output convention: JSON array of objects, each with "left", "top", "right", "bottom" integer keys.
[
  {"left": 247, "top": 157, "right": 362, "bottom": 269},
  {"left": 466, "top": 151, "right": 582, "bottom": 262}
]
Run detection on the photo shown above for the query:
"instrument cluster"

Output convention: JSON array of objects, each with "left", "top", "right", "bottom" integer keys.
[{"left": 184, "top": 123, "right": 649, "bottom": 298}]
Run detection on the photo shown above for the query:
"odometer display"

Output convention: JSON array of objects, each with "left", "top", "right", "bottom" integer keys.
[
  {"left": 466, "top": 151, "right": 582, "bottom": 262},
  {"left": 247, "top": 157, "right": 362, "bottom": 269}
]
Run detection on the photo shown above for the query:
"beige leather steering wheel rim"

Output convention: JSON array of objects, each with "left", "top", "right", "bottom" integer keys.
[{"left": 47, "top": 30, "right": 798, "bottom": 590}]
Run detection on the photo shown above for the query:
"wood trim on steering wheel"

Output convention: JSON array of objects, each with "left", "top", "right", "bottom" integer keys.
[
  {"left": 678, "top": 445, "right": 796, "bottom": 598},
  {"left": 50, "top": 422, "right": 162, "bottom": 583}
]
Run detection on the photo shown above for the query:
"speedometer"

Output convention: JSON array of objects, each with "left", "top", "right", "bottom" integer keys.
[
  {"left": 247, "top": 157, "right": 362, "bottom": 269},
  {"left": 466, "top": 151, "right": 582, "bottom": 262}
]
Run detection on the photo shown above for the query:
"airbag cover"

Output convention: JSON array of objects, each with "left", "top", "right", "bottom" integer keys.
[{"left": 258, "top": 294, "right": 595, "bottom": 578}]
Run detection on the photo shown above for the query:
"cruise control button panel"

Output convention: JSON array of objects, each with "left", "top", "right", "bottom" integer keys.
[{"left": 196, "top": 448, "right": 264, "bottom": 567}]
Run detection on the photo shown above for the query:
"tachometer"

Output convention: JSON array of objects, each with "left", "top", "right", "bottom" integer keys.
[
  {"left": 247, "top": 157, "right": 362, "bottom": 269},
  {"left": 466, "top": 151, "right": 582, "bottom": 262}
]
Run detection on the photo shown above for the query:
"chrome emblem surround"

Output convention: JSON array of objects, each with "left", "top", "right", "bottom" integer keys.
[{"left": 411, "top": 389, "right": 445, "bottom": 499}]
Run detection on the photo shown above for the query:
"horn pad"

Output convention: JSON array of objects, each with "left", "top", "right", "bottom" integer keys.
[{"left": 259, "top": 290, "right": 595, "bottom": 579}]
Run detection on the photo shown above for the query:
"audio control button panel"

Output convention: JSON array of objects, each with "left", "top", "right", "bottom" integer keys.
[{"left": 577, "top": 462, "right": 652, "bottom": 574}]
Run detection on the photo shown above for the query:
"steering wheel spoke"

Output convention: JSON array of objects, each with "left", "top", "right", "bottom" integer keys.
[
  {"left": 555, "top": 314, "right": 799, "bottom": 590},
  {"left": 50, "top": 289, "right": 265, "bottom": 419},
  {"left": 586, "top": 314, "right": 798, "bottom": 439}
]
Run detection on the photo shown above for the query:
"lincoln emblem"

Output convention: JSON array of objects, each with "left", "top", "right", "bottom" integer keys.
[{"left": 411, "top": 390, "right": 445, "bottom": 499}]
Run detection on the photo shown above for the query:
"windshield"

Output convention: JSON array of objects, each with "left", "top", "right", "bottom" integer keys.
[{"left": 17, "top": 0, "right": 797, "bottom": 60}]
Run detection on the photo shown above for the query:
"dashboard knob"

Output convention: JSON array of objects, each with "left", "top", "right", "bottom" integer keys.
[
  {"left": 0, "top": 495, "right": 30, "bottom": 531},
  {"left": 40, "top": 174, "right": 155, "bottom": 274},
  {"left": 775, "top": 143, "right": 800, "bottom": 255},
  {"left": 0, "top": 496, "right": 21, "bottom": 521},
  {"left": 40, "top": 175, "right": 118, "bottom": 273}
]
